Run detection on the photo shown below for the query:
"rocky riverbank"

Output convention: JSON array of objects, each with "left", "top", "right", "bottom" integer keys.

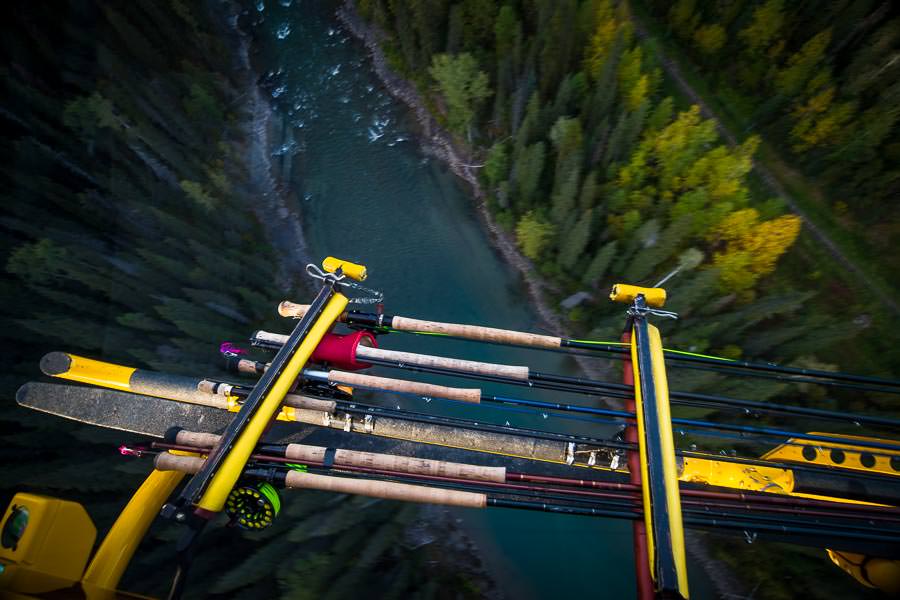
[{"left": 226, "top": 7, "right": 312, "bottom": 292}]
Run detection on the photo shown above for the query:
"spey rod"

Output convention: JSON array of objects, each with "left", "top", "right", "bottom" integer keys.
[
  {"left": 251, "top": 330, "right": 900, "bottom": 430},
  {"left": 277, "top": 301, "right": 900, "bottom": 391}
]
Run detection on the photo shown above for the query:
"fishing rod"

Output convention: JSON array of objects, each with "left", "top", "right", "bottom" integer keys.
[
  {"left": 247, "top": 333, "right": 900, "bottom": 455},
  {"left": 149, "top": 442, "right": 900, "bottom": 543},
  {"left": 194, "top": 450, "right": 900, "bottom": 539},
  {"left": 330, "top": 391, "right": 900, "bottom": 498},
  {"left": 198, "top": 355, "right": 900, "bottom": 483},
  {"left": 147, "top": 446, "right": 900, "bottom": 550},
  {"left": 153, "top": 430, "right": 900, "bottom": 522},
  {"left": 278, "top": 299, "right": 900, "bottom": 391},
  {"left": 523, "top": 339, "right": 900, "bottom": 397},
  {"left": 158, "top": 430, "right": 900, "bottom": 522},
  {"left": 154, "top": 431, "right": 900, "bottom": 525},
  {"left": 250, "top": 330, "right": 900, "bottom": 431},
  {"left": 291, "top": 369, "right": 900, "bottom": 471}
]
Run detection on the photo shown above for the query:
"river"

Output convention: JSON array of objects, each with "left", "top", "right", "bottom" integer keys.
[{"left": 248, "top": 1, "right": 714, "bottom": 597}]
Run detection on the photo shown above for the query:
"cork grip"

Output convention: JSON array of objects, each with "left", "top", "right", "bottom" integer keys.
[
  {"left": 277, "top": 301, "right": 563, "bottom": 349},
  {"left": 196, "top": 380, "right": 336, "bottom": 413},
  {"left": 172, "top": 430, "right": 506, "bottom": 483},
  {"left": 279, "top": 301, "right": 349, "bottom": 322},
  {"left": 284, "top": 394, "right": 337, "bottom": 413},
  {"left": 327, "top": 370, "right": 482, "bottom": 403},
  {"left": 155, "top": 452, "right": 204, "bottom": 474},
  {"left": 154, "top": 453, "right": 488, "bottom": 508},
  {"left": 174, "top": 430, "right": 221, "bottom": 448},
  {"left": 278, "top": 301, "right": 313, "bottom": 318},
  {"left": 284, "top": 470, "right": 487, "bottom": 508},
  {"left": 254, "top": 331, "right": 528, "bottom": 379},
  {"left": 283, "top": 445, "right": 506, "bottom": 483},
  {"left": 355, "top": 346, "right": 529, "bottom": 380},
  {"left": 391, "top": 316, "right": 562, "bottom": 349}
]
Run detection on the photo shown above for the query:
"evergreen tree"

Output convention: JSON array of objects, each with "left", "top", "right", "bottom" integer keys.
[
  {"left": 428, "top": 53, "right": 492, "bottom": 138},
  {"left": 515, "top": 210, "right": 556, "bottom": 260},
  {"left": 558, "top": 209, "right": 594, "bottom": 271}
]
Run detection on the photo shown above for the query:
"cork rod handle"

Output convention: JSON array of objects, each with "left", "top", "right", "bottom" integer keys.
[
  {"left": 172, "top": 430, "right": 506, "bottom": 483},
  {"left": 278, "top": 301, "right": 562, "bottom": 348},
  {"left": 154, "top": 452, "right": 488, "bottom": 508},
  {"left": 284, "top": 470, "right": 487, "bottom": 508},
  {"left": 327, "top": 370, "right": 482, "bottom": 403},
  {"left": 355, "top": 346, "right": 530, "bottom": 380}
]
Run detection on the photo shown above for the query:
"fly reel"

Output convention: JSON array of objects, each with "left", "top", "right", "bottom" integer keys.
[{"left": 224, "top": 482, "right": 281, "bottom": 530}]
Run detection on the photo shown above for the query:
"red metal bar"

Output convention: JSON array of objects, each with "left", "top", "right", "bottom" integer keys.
[{"left": 623, "top": 329, "right": 655, "bottom": 600}]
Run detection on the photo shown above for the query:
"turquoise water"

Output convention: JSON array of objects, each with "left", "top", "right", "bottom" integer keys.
[{"left": 250, "top": 2, "right": 714, "bottom": 597}]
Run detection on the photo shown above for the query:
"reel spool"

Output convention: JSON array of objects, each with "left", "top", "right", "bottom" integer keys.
[{"left": 224, "top": 483, "right": 281, "bottom": 530}]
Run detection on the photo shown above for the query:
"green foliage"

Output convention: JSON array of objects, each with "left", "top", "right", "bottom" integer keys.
[
  {"left": 63, "top": 92, "right": 120, "bottom": 136},
  {"left": 647, "top": 96, "right": 674, "bottom": 131},
  {"left": 183, "top": 82, "right": 224, "bottom": 125},
  {"left": 6, "top": 239, "right": 68, "bottom": 284},
  {"left": 494, "top": 4, "right": 518, "bottom": 56},
  {"left": 483, "top": 141, "right": 509, "bottom": 186},
  {"left": 558, "top": 209, "right": 594, "bottom": 271},
  {"left": 739, "top": 0, "right": 785, "bottom": 53},
  {"left": 428, "top": 53, "right": 491, "bottom": 136},
  {"left": 180, "top": 180, "right": 216, "bottom": 211},
  {"left": 515, "top": 211, "right": 556, "bottom": 260},
  {"left": 668, "top": 0, "right": 698, "bottom": 40},
  {"left": 550, "top": 167, "right": 580, "bottom": 225},
  {"left": 617, "top": 46, "right": 648, "bottom": 110},
  {"left": 583, "top": 240, "right": 618, "bottom": 285},
  {"left": 774, "top": 30, "right": 832, "bottom": 98},
  {"left": 513, "top": 141, "right": 545, "bottom": 208},
  {"left": 692, "top": 23, "right": 725, "bottom": 56},
  {"left": 585, "top": 0, "right": 631, "bottom": 80}
]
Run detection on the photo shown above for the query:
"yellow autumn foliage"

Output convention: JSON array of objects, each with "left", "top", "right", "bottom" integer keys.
[{"left": 709, "top": 208, "right": 802, "bottom": 295}]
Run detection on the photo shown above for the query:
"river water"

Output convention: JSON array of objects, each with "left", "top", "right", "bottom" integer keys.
[{"left": 249, "top": 2, "right": 714, "bottom": 597}]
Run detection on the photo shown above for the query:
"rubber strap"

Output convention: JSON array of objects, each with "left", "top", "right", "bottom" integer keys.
[{"left": 323, "top": 447, "right": 337, "bottom": 469}]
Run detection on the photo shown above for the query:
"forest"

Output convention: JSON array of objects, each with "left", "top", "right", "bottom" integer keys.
[
  {"left": 356, "top": 0, "right": 900, "bottom": 397},
  {"left": 354, "top": 0, "right": 899, "bottom": 597}
]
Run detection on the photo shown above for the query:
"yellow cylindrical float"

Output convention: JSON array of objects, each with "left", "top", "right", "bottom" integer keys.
[
  {"left": 322, "top": 256, "right": 367, "bottom": 281},
  {"left": 610, "top": 284, "right": 667, "bottom": 308}
]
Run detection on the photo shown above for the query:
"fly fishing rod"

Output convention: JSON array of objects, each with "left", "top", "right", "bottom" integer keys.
[
  {"left": 289, "top": 368, "right": 900, "bottom": 473},
  {"left": 154, "top": 430, "right": 900, "bottom": 523},
  {"left": 249, "top": 330, "right": 900, "bottom": 432},
  {"left": 147, "top": 446, "right": 900, "bottom": 552},
  {"left": 163, "top": 445, "right": 900, "bottom": 538},
  {"left": 278, "top": 299, "right": 900, "bottom": 392},
  {"left": 149, "top": 443, "right": 900, "bottom": 544}
]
